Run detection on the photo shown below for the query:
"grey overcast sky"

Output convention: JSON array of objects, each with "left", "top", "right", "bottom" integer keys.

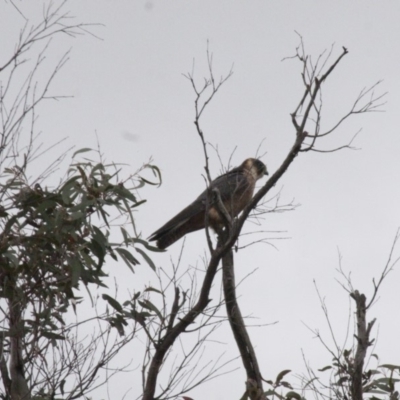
[{"left": 2, "top": 1, "right": 400, "bottom": 399}]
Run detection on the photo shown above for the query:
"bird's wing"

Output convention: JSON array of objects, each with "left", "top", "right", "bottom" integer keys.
[
  {"left": 148, "top": 167, "right": 250, "bottom": 248},
  {"left": 148, "top": 197, "right": 206, "bottom": 242},
  {"left": 201, "top": 167, "right": 250, "bottom": 204}
]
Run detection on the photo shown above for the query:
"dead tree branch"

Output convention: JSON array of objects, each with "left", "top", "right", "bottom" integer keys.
[
  {"left": 142, "top": 239, "right": 224, "bottom": 400},
  {"left": 283, "top": 35, "right": 387, "bottom": 154},
  {"left": 144, "top": 38, "right": 385, "bottom": 399},
  {"left": 350, "top": 291, "right": 376, "bottom": 400},
  {"left": 367, "top": 228, "right": 400, "bottom": 309},
  {"left": 222, "top": 241, "right": 265, "bottom": 400}
]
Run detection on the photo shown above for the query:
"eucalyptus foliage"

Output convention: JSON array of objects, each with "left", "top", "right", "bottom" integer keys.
[{"left": 0, "top": 149, "right": 161, "bottom": 398}]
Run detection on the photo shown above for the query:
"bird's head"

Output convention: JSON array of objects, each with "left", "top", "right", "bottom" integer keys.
[{"left": 242, "top": 158, "right": 268, "bottom": 180}]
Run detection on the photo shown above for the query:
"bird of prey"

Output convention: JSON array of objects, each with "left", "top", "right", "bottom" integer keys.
[{"left": 149, "top": 158, "right": 268, "bottom": 249}]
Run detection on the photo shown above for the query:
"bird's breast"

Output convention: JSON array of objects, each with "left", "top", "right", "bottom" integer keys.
[{"left": 208, "top": 176, "right": 256, "bottom": 230}]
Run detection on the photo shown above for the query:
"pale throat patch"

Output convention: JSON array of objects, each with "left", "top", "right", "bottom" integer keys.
[
  {"left": 243, "top": 159, "right": 263, "bottom": 180},
  {"left": 244, "top": 164, "right": 261, "bottom": 181}
]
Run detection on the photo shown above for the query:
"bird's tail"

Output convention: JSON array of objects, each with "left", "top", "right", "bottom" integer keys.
[{"left": 150, "top": 226, "right": 188, "bottom": 250}]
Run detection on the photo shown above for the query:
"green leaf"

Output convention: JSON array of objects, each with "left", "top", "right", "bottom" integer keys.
[
  {"left": 53, "top": 313, "right": 65, "bottom": 326},
  {"left": 140, "top": 164, "right": 162, "bottom": 186},
  {"left": 3, "top": 251, "right": 18, "bottom": 268},
  {"left": 79, "top": 248, "right": 96, "bottom": 269},
  {"left": 373, "top": 377, "right": 400, "bottom": 384},
  {"left": 132, "top": 237, "right": 165, "bottom": 252},
  {"left": 90, "top": 162, "right": 105, "bottom": 175},
  {"left": 72, "top": 148, "right": 93, "bottom": 158},
  {"left": 41, "top": 331, "right": 65, "bottom": 340},
  {"left": 77, "top": 165, "right": 88, "bottom": 185},
  {"left": 98, "top": 206, "right": 110, "bottom": 228},
  {"left": 92, "top": 226, "right": 109, "bottom": 247},
  {"left": 367, "top": 390, "right": 389, "bottom": 395},
  {"left": 318, "top": 366, "right": 332, "bottom": 372},
  {"left": 379, "top": 364, "right": 400, "bottom": 371},
  {"left": 61, "top": 176, "right": 81, "bottom": 205},
  {"left": 343, "top": 349, "right": 351, "bottom": 358},
  {"left": 133, "top": 292, "right": 141, "bottom": 300},
  {"left": 144, "top": 287, "right": 163, "bottom": 295},
  {"left": 140, "top": 176, "right": 160, "bottom": 186},
  {"left": 138, "top": 299, "right": 163, "bottom": 321},
  {"left": 121, "top": 197, "right": 137, "bottom": 235},
  {"left": 373, "top": 383, "right": 392, "bottom": 392},
  {"left": 121, "top": 227, "right": 130, "bottom": 243},
  {"left": 335, "top": 376, "right": 349, "bottom": 385},
  {"left": 70, "top": 211, "right": 84, "bottom": 220},
  {"left": 102, "top": 294, "right": 123, "bottom": 312},
  {"left": 367, "top": 369, "right": 381, "bottom": 376},
  {"left": 285, "top": 391, "right": 302, "bottom": 400},
  {"left": 89, "top": 238, "right": 106, "bottom": 269},
  {"left": 136, "top": 247, "right": 156, "bottom": 271},
  {"left": 116, "top": 247, "right": 140, "bottom": 272},
  {"left": 129, "top": 309, "right": 149, "bottom": 324},
  {"left": 106, "top": 313, "right": 127, "bottom": 336},
  {"left": 114, "top": 184, "right": 137, "bottom": 203},
  {"left": 275, "top": 369, "right": 291, "bottom": 384},
  {"left": 130, "top": 199, "right": 147, "bottom": 208},
  {"left": 68, "top": 257, "right": 82, "bottom": 287}
]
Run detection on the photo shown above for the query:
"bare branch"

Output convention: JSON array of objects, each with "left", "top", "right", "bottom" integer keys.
[
  {"left": 350, "top": 291, "right": 376, "bottom": 400},
  {"left": 221, "top": 241, "right": 265, "bottom": 399},
  {"left": 366, "top": 228, "right": 400, "bottom": 309}
]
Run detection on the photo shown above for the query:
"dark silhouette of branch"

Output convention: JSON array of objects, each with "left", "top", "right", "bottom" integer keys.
[
  {"left": 9, "top": 290, "right": 31, "bottom": 400},
  {"left": 143, "top": 38, "right": 385, "bottom": 399},
  {"left": 222, "top": 241, "right": 265, "bottom": 400},
  {"left": 173, "top": 40, "right": 359, "bottom": 399},
  {"left": 183, "top": 48, "right": 233, "bottom": 253},
  {"left": 0, "top": 332, "right": 11, "bottom": 397},
  {"left": 142, "top": 240, "right": 224, "bottom": 400},
  {"left": 367, "top": 228, "right": 400, "bottom": 309},
  {"left": 350, "top": 291, "right": 376, "bottom": 400},
  {"left": 282, "top": 36, "right": 386, "bottom": 154}
]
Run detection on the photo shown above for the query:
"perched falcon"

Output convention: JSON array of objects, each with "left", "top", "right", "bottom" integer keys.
[{"left": 149, "top": 158, "right": 268, "bottom": 249}]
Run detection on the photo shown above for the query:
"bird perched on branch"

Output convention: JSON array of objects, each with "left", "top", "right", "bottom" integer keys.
[{"left": 149, "top": 158, "right": 268, "bottom": 249}]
